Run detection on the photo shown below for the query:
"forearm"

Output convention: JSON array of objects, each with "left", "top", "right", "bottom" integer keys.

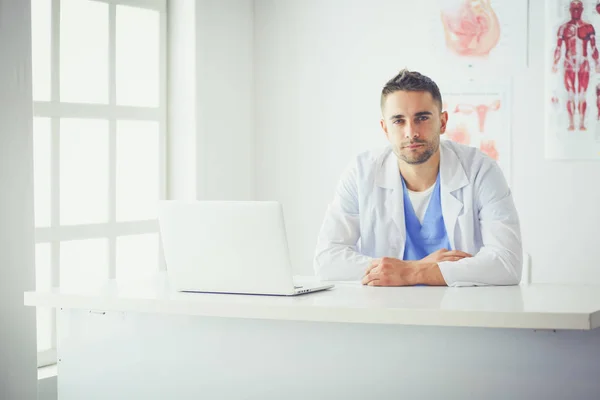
[
  {"left": 553, "top": 37, "right": 563, "bottom": 65},
  {"left": 437, "top": 246, "right": 522, "bottom": 287},
  {"left": 591, "top": 35, "right": 599, "bottom": 63},
  {"left": 314, "top": 160, "right": 367, "bottom": 281},
  {"left": 553, "top": 48, "right": 561, "bottom": 65},
  {"left": 314, "top": 244, "right": 373, "bottom": 281},
  {"left": 412, "top": 263, "right": 447, "bottom": 286}
]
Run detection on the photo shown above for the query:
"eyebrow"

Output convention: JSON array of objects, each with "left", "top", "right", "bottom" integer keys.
[{"left": 389, "top": 111, "right": 433, "bottom": 121}]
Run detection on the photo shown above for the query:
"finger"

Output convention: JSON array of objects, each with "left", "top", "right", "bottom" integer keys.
[
  {"left": 362, "top": 272, "right": 379, "bottom": 285},
  {"left": 361, "top": 274, "right": 370, "bottom": 285},
  {"left": 365, "top": 259, "right": 380, "bottom": 275},
  {"left": 441, "top": 256, "right": 464, "bottom": 262},
  {"left": 367, "top": 279, "right": 381, "bottom": 286},
  {"left": 445, "top": 250, "right": 473, "bottom": 258}
]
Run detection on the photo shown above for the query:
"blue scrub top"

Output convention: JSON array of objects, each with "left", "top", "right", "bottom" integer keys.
[{"left": 401, "top": 173, "right": 452, "bottom": 261}]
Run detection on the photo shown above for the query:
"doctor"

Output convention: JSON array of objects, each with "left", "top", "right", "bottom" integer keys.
[{"left": 313, "top": 69, "right": 522, "bottom": 287}]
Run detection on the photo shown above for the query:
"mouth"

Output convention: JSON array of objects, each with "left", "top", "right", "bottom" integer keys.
[{"left": 404, "top": 143, "right": 424, "bottom": 149}]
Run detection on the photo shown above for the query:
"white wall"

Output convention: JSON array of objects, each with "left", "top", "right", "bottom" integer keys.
[
  {"left": 0, "top": 0, "right": 38, "bottom": 398},
  {"left": 38, "top": 375, "right": 57, "bottom": 400},
  {"left": 168, "top": 0, "right": 255, "bottom": 201},
  {"left": 253, "top": 0, "right": 600, "bottom": 283},
  {"left": 168, "top": 0, "right": 197, "bottom": 200}
]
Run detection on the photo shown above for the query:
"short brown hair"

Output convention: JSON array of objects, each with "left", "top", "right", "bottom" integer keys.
[{"left": 380, "top": 69, "right": 443, "bottom": 111}]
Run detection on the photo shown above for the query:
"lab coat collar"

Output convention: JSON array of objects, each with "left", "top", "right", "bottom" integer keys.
[
  {"left": 375, "top": 147, "right": 400, "bottom": 190},
  {"left": 439, "top": 141, "right": 468, "bottom": 250},
  {"left": 375, "top": 142, "right": 468, "bottom": 193},
  {"left": 439, "top": 140, "right": 469, "bottom": 194}
]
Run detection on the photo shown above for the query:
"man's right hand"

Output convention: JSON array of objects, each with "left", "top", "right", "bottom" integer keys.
[{"left": 419, "top": 249, "right": 472, "bottom": 264}]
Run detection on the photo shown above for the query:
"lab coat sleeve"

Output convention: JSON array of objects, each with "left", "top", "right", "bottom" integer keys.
[
  {"left": 313, "top": 161, "right": 374, "bottom": 281},
  {"left": 438, "top": 162, "right": 523, "bottom": 287}
]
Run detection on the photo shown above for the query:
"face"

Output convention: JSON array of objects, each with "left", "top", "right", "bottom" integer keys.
[
  {"left": 570, "top": 1, "right": 583, "bottom": 19},
  {"left": 380, "top": 90, "right": 447, "bottom": 165}
]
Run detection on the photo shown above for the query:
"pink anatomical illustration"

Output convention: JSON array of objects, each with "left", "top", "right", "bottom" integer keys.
[
  {"left": 552, "top": 0, "right": 600, "bottom": 131},
  {"left": 453, "top": 99, "right": 501, "bottom": 133},
  {"left": 445, "top": 122, "right": 471, "bottom": 145},
  {"left": 480, "top": 140, "right": 499, "bottom": 160},
  {"left": 440, "top": 0, "right": 501, "bottom": 57}
]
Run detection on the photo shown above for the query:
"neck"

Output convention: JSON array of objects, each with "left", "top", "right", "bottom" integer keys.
[{"left": 398, "top": 150, "right": 440, "bottom": 192}]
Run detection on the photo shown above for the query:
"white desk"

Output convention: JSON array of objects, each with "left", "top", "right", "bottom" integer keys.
[{"left": 25, "top": 273, "right": 600, "bottom": 399}]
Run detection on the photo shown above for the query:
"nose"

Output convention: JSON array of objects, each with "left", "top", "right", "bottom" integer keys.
[{"left": 404, "top": 120, "right": 419, "bottom": 139}]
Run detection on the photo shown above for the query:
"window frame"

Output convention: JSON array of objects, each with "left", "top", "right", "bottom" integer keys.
[{"left": 33, "top": 0, "right": 168, "bottom": 368}]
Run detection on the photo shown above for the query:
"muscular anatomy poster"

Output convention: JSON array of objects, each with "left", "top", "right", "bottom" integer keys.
[
  {"left": 429, "top": 0, "right": 528, "bottom": 71},
  {"left": 546, "top": 0, "right": 600, "bottom": 159},
  {"left": 441, "top": 84, "right": 512, "bottom": 183}
]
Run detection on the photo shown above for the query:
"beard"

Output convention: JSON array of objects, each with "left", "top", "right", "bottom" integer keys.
[{"left": 393, "top": 137, "right": 439, "bottom": 165}]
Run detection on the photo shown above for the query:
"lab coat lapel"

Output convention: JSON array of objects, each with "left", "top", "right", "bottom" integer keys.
[
  {"left": 375, "top": 148, "right": 405, "bottom": 256},
  {"left": 439, "top": 142, "right": 468, "bottom": 250}
]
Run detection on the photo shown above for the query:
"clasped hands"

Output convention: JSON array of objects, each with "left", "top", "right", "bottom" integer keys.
[{"left": 361, "top": 248, "right": 472, "bottom": 286}]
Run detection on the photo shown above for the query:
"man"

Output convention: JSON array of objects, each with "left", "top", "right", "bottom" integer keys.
[
  {"left": 552, "top": 0, "right": 600, "bottom": 131},
  {"left": 313, "top": 69, "right": 522, "bottom": 287}
]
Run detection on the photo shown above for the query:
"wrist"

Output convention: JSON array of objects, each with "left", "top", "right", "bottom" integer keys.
[
  {"left": 413, "top": 262, "right": 446, "bottom": 286},
  {"left": 412, "top": 262, "right": 431, "bottom": 285}
]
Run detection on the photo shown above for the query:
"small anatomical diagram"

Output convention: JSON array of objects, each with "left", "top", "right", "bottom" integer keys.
[
  {"left": 445, "top": 122, "right": 471, "bottom": 145},
  {"left": 480, "top": 139, "right": 499, "bottom": 160},
  {"left": 552, "top": 0, "right": 600, "bottom": 131},
  {"left": 440, "top": 0, "right": 501, "bottom": 57},
  {"left": 453, "top": 99, "right": 501, "bottom": 133}
]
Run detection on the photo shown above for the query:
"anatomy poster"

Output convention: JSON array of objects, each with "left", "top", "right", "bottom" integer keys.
[
  {"left": 546, "top": 0, "right": 600, "bottom": 159},
  {"left": 442, "top": 84, "right": 512, "bottom": 183},
  {"left": 429, "top": 0, "right": 528, "bottom": 71}
]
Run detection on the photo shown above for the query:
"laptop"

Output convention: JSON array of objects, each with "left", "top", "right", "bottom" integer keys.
[{"left": 157, "top": 200, "right": 334, "bottom": 296}]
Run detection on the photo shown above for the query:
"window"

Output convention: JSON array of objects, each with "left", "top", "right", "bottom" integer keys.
[{"left": 31, "top": 0, "right": 167, "bottom": 367}]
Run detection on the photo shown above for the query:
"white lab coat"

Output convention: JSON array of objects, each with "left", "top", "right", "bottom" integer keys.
[{"left": 313, "top": 140, "right": 523, "bottom": 287}]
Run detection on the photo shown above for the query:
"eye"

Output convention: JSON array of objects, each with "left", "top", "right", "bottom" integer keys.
[
  {"left": 393, "top": 119, "right": 404, "bottom": 125},
  {"left": 417, "top": 116, "right": 429, "bottom": 122}
]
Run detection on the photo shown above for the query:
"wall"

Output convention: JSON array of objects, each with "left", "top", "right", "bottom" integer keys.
[
  {"left": 38, "top": 374, "right": 57, "bottom": 400},
  {"left": 168, "top": 0, "right": 255, "bottom": 201},
  {"left": 168, "top": 0, "right": 197, "bottom": 200},
  {"left": 254, "top": 0, "right": 600, "bottom": 284},
  {"left": 0, "top": 0, "right": 38, "bottom": 398}
]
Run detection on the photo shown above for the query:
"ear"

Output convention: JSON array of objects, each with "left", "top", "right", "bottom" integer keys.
[
  {"left": 440, "top": 111, "right": 448, "bottom": 135},
  {"left": 380, "top": 119, "right": 390, "bottom": 141}
]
